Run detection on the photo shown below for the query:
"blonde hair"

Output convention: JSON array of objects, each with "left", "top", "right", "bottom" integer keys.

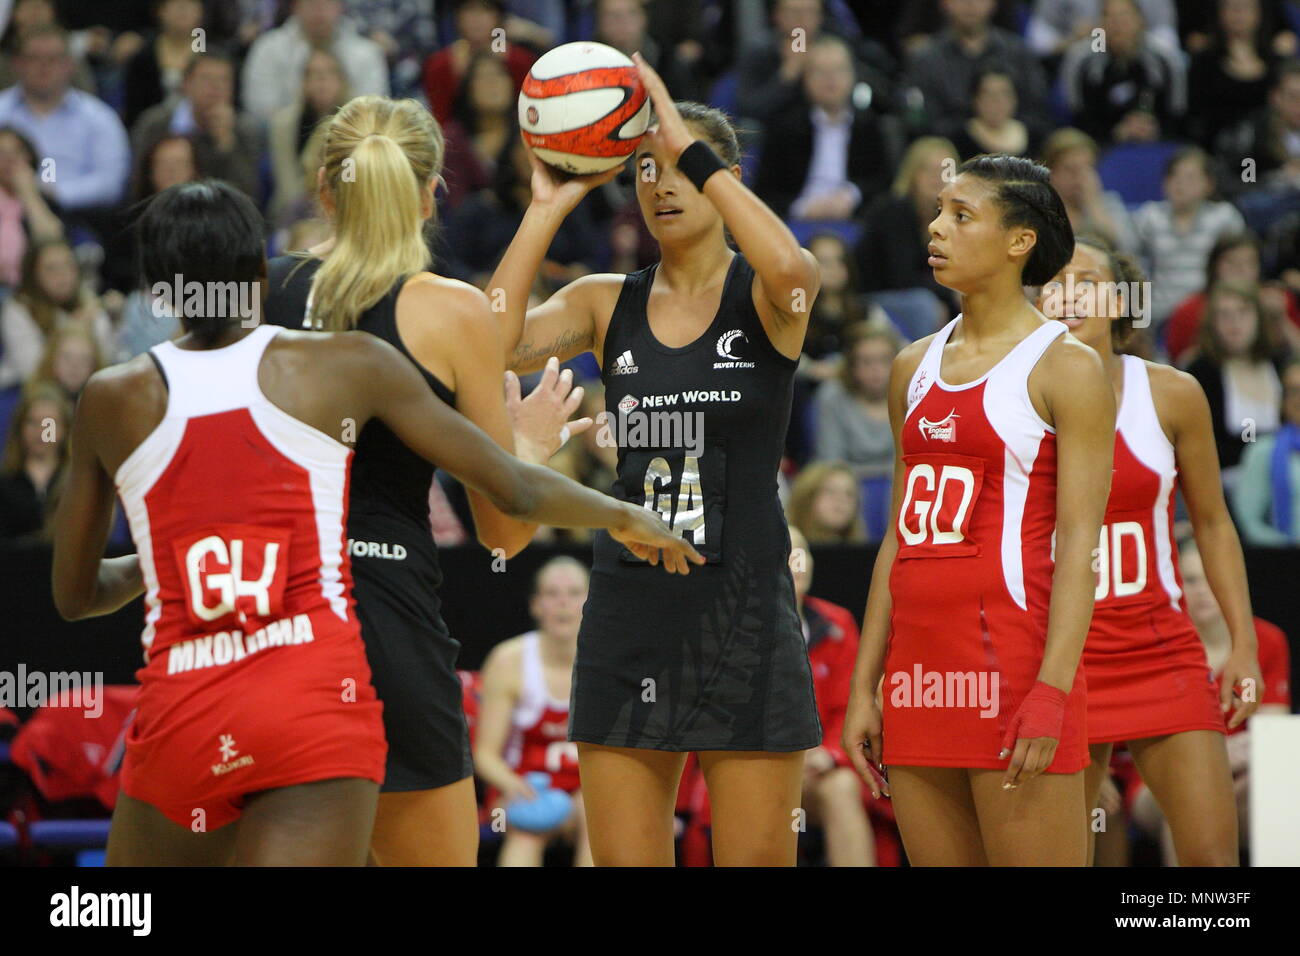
[
  {"left": 34, "top": 322, "right": 105, "bottom": 386},
  {"left": 892, "top": 136, "right": 959, "bottom": 199},
  {"left": 1039, "top": 127, "right": 1099, "bottom": 169},
  {"left": 785, "top": 461, "right": 867, "bottom": 544},
  {"left": 310, "top": 96, "right": 445, "bottom": 330}
]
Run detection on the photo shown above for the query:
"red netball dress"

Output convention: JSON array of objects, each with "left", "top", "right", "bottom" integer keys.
[
  {"left": 1084, "top": 355, "right": 1233, "bottom": 743},
  {"left": 884, "top": 316, "right": 1088, "bottom": 773},
  {"left": 505, "top": 632, "right": 580, "bottom": 793},
  {"left": 114, "top": 325, "right": 386, "bottom": 829}
]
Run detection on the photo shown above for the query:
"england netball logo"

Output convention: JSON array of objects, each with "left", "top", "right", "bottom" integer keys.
[
  {"left": 909, "top": 369, "right": 929, "bottom": 405},
  {"left": 918, "top": 409, "right": 960, "bottom": 443}
]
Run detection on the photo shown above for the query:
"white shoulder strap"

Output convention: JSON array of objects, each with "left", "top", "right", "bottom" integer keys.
[
  {"left": 150, "top": 325, "right": 280, "bottom": 419},
  {"left": 906, "top": 315, "right": 960, "bottom": 412}
]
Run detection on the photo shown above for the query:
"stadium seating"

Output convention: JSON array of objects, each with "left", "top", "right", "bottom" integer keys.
[{"left": 1096, "top": 141, "right": 1182, "bottom": 207}]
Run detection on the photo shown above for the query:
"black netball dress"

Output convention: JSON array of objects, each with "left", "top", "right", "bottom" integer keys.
[
  {"left": 265, "top": 255, "right": 473, "bottom": 791},
  {"left": 570, "top": 252, "right": 822, "bottom": 752}
]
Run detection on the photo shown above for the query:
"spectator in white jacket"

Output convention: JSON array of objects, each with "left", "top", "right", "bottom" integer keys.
[
  {"left": 1025, "top": 0, "right": 1180, "bottom": 59},
  {"left": 240, "top": 0, "right": 388, "bottom": 119}
]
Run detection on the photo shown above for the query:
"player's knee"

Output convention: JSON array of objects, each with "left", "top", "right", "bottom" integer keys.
[{"left": 816, "top": 766, "right": 863, "bottom": 806}]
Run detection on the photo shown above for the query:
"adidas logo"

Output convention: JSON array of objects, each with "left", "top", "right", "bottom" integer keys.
[{"left": 610, "top": 349, "right": 639, "bottom": 375}]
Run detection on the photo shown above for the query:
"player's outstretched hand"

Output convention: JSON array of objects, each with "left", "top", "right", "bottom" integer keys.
[
  {"left": 610, "top": 502, "right": 705, "bottom": 575},
  {"left": 842, "top": 686, "right": 889, "bottom": 798},
  {"left": 506, "top": 356, "right": 592, "bottom": 462},
  {"left": 525, "top": 142, "right": 623, "bottom": 216}
]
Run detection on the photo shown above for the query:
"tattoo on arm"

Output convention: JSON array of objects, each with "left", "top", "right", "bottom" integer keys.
[{"left": 510, "top": 328, "right": 593, "bottom": 371}]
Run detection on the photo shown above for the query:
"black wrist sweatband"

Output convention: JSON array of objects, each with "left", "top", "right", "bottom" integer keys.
[{"left": 677, "top": 140, "right": 726, "bottom": 192}]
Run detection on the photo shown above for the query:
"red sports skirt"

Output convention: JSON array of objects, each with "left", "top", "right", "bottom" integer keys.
[
  {"left": 882, "top": 595, "right": 1088, "bottom": 774},
  {"left": 121, "top": 613, "right": 386, "bottom": 829},
  {"left": 1083, "top": 614, "right": 1224, "bottom": 745}
]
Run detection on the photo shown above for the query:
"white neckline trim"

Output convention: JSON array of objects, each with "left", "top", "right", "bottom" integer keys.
[{"left": 933, "top": 311, "right": 1062, "bottom": 391}]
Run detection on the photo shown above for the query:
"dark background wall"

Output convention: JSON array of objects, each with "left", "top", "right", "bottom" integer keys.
[{"left": 3, "top": 540, "right": 1297, "bottom": 716}]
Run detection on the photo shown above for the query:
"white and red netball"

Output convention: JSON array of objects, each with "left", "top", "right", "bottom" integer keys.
[{"left": 518, "top": 42, "right": 651, "bottom": 174}]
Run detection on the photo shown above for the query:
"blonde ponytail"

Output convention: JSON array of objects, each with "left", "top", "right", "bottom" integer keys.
[{"left": 311, "top": 95, "right": 445, "bottom": 330}]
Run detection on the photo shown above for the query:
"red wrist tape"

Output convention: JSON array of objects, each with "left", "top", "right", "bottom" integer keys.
[{"left": 1000, "top": 680, "right": 1068, "bottom": 753}]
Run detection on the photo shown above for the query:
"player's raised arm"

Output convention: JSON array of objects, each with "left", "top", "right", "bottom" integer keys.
[
  {"left": 486, "top": 150, "right": 619, "bottom": 374},
  {"left": 630, "top": 52, "right": 820, "bottom": 355}
]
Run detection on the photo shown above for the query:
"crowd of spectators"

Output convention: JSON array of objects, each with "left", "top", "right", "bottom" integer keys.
[{"left": 1, "top": 0, "right": 1299, "bottom": 552}]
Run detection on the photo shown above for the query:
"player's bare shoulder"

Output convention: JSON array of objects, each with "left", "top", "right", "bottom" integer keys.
[
  {"left": 1034, "top": 327, "right": 1108, "bottom": 391},
  {"left": 81, "top": 353, "right": 167, "bottom": 425},
  {"left": 892, "top": 333, "right": 934, "bottom": 387},
  {"left": 480, "top": 634, "right": 526, "bottom": 691},
  {"left": 265, "top": 326, "right": 403, "bottom": 385},
  {"left": 405, "top": 272, "right": 490, "bottom": 318},
  {"left": 1145, "top": 360, "right": 1210, "bottom": 432},
  {"left": 567, "top": 271, "right": 626, "bottom": 335}
]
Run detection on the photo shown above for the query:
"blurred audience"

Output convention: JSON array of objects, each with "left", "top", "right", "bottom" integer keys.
[
  {"left": 786, "top": 460, "right": 867, "bottom": 544},
  {"left": 0, "top": 377, "right": 68, "bottom": 539},
  {"left": 1185, "top": 0, "right": 1278, "bottom": 152},
  {"left": 855, "top": 136, "right": 961, "bottom": 321},
  {"left": 788, "top": 524, "right": 876, "bottom": 867},
  {"left": 347, "top": 0, "right": 440, "bottom": 97},
  {"left": 33, "top": 320, "right": 106, "bottom": 402},
  {"left": 1059, "top": 0, "right": 1186, "bottom": 146},
  {"left": 0, "top": 238, "right": 112, "bottom": 388},
  {"left": 131, "top": 51, "right": 261, "bottom": 201},
  {"left": 1133, "top": 147, "right": 1247, "bottom": 328},
  {"left": 442, "top": 127, "right": 604, "bottom": 287},
  {"left": 121, "top": 0, "right": 205, "bottom": 128},
  {"left": 423, "top": 0, "right": 535, "bottom": 124},
  {"left": 269, "top": 48, "right": 350, "bottom": 222},
  {"left": 1233, "top": 358, "right": 1300, "bottom": 545},
  {"left": 1166, "top": 232, "right": 1300, "bottom": 365},
  {"left": 0, "top": 24, "right": 130, "bottom": 211},
  {"left": 441, "top": 50, "right": 513, "bottom": 209},
  {"left": 241, "top": 0, "right": 388, "bottom": 119},
  {"left": 812, "top": 322, "right": 898, "bottom": 479},
  {"left": 0, "top": 124, "right": 63, "bottom": 286},
  {"left": 907, "top": 0, "right": 1051, "bottom": 141},
  {"left": 592, "top": 0, "right": 703, "bottom": 102},
  {"left": 949, "top": 64, "right": 1041, "bottom": 161},
  {"left": 754, "top": 32, "right": 890, "bottom": 221},
  {"left": 1184, "top": 278, "right": 1290, "bottom": 476},
  {"left": 1041, "top": 126, "right": 1137, "bottom": 254}
]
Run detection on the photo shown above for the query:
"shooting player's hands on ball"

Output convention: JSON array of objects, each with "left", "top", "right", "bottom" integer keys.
[
  {"left": 505, "top": 355, "right": 592, "bottom": 463},
  {"left": 631, "top": 51, "right": 694, "bottom": 162},
  {"left": 524, "top": 143, "right": 623, "bottom": 216},
  {"left": 610, "top": 503, "right": 706, "bottom": 575}
]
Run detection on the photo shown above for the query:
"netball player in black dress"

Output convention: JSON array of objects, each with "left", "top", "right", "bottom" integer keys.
[
  {"left": 489, "top": 55, "right": 823, "bottom": 865},
  {"left": 263, "top": 96, "right": 609, "bottom": 865}
]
